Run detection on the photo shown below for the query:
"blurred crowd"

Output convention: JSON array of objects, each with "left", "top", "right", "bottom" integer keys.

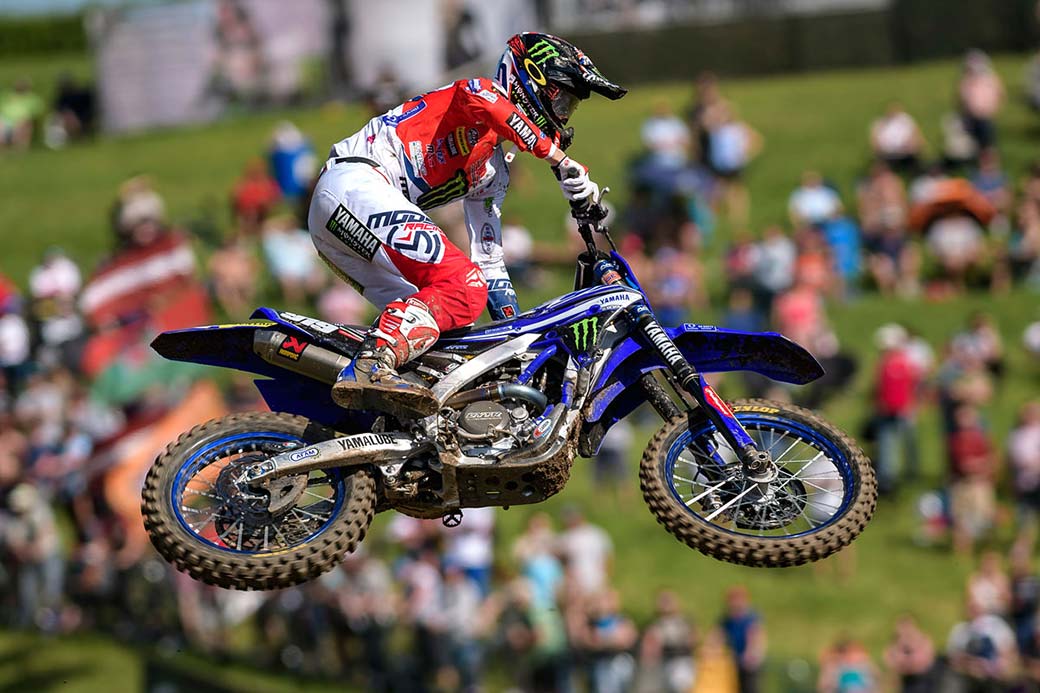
[
  {"left": 3, "top": 41, "right": 1040, "bottom": 692},
  {"left": 816, "top": 546, "right": 1040, "bottom": 693},
  {"left": 0, "top": 73, "right": 95, "bottom": 151}
]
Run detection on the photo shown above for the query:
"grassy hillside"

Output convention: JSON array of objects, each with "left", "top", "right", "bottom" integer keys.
[{"left": 2, "top": 50, "right": 1040, "bottom": 690}]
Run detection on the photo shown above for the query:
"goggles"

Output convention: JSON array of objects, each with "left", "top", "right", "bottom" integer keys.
[{"left": 548, "top": 87, "right": 581, "bottom": 124}]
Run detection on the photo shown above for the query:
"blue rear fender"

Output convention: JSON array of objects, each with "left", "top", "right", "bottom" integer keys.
[{"left": 149, "top": 311, "right": 367, "bottom": 431}]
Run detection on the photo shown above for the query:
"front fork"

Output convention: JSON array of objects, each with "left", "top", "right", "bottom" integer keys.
[
  {"left": 627, "top": 301, "right": 778, "bottom": 483},
  {"left": 584, "top": 251, "right": 777, "bottom": 483}
]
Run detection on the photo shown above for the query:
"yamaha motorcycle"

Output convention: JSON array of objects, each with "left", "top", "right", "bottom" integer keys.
[{"left": 143, "top": 195, "right": 876, "bottom": 591}]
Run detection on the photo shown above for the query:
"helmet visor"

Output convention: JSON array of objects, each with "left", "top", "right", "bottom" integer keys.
[{"left": 549, "top": 88, "right": 581, "bottom": 124}]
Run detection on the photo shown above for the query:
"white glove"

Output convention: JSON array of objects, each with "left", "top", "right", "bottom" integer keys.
[{"left": 554, "top": 156, "right": 600, "bottom": 204}]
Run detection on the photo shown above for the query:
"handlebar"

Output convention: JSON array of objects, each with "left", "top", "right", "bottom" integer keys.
[{"left": 570, "top": 187, "right": 613, "bottom": 254}]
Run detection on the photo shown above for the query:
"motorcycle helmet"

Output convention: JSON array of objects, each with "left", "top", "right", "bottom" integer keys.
[{"left": 496, "top": 32, "right": 626, "bottom": 149}]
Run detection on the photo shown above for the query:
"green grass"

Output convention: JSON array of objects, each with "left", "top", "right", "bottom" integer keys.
[{"left": 2, "top": 50, "right": 1040, "bottom": 690}]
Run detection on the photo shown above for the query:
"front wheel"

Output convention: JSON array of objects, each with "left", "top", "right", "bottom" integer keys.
[
  {"left": 141, "top": 412, "right": 376, "bottom": 590},
  {"left": 640, "top": 399, "right": 876, "bottom": 568}
]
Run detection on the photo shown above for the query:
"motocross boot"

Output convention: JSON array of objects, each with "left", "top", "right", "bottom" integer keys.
[{"left": 332, "top": 298, "right": 440, "bottom": 419}]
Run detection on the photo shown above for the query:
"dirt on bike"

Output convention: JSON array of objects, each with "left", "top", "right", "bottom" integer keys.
[{"left": 142, "top": 195, "right": 876, "bottom": 590}]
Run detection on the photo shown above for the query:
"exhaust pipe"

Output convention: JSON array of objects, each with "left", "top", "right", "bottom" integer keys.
[{"left": 253, "top": 329, "right": 352, "bottom": 384}]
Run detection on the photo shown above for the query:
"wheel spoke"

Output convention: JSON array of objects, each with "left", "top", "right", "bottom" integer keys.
[
  {"left": 683, "top": 478, "right": 733, "bottom": 507},
  {"left": 704, "top": 484, "right": 755, "bottom": 522},
  {"left": 173, "top": 435, "right": 345, "bottom": 556},
  {"left": 669, "top": 418, "right": 853, "bottom": 539}
]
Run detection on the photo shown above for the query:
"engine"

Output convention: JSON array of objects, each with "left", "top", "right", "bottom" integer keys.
[
  {"left": 455, "top": 399, "right": 533, "bottom": 457},
  {"left": 459, "top": 401, "right": 512, "bottom": 437}
]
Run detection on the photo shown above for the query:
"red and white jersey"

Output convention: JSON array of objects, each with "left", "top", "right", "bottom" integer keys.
[{"left": 329, "top": 78, "right": 558, "bottom": 210}]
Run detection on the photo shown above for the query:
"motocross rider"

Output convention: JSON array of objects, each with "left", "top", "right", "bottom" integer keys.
[{"left": 308, "top": 32, "right": 626, "bottom": 420}]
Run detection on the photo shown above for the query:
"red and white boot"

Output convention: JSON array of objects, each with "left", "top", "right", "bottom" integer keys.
[{"left": 332, "top": 297, "right": 441, "bottom": 419}]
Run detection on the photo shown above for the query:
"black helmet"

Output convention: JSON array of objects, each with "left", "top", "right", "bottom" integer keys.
[{"left": 495, "top": 32, "right": 626, "bottom": 146}]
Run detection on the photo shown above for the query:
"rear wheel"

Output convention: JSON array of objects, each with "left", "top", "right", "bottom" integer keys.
[
  {"left": 141, "top": 412, "right": 376, "bottom": 590},
  {"left": 640, "top": 399, "right": 876, "bottom": 568}
]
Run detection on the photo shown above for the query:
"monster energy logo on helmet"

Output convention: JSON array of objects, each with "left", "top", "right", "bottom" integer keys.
[
  {"left": 528, "top": 39, "right": 560, "bottom": 66},
  {"left": 570, "top": 316, "right": 600, "bottom": 352}
]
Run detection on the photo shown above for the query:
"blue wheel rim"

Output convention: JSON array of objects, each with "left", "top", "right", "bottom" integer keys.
[
  {"left": 663, "top": 414, "right": 854, "bottom": 539},
  {"left": 171, "top": 431, "right": 346, "bottom": 554}
]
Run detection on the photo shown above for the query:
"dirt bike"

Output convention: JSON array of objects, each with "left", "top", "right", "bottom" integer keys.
[{"left": 142, "top": 194, "right": 876, "bottom": 591}]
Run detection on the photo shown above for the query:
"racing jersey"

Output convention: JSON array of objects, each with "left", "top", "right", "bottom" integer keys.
[
  {"left": 328, "top": 77, "right": 558, "bottom": 210},
  {"left": 327, "top": 77, "right": 560, "bottom": 320}
]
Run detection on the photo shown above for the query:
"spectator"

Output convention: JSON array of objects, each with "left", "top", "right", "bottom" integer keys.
[
  {"left": 966, "top": 551, "right": 1011, "bottom": 617},
  {"left": 28, "top": 248, "right": 84, "bottom": 369},
  {"left": 1025, "top": 319, "right": 1040, "bottom": 361},
  {"left": 720, "top": 586, "right": 766, "bottom": 693},
  {"left": 1028, "top": 50, "right": 1040, "bottom": 111},
  {"left": 685, "top": 71, "right": 724, "bottom": 166},
  {"left": 958, "top": 50, "right": 1004, "bottom": 154},
  {"left": 725, "top": 229, "right": 761, "bottom": 292},
  {"left": 512, "top": 513, "right": 564, "bottom": 611},
  {"left": 941, "top": 110, "right": 978, "bottom": 169},
  {"left": 112, "top": 174, "right": 167, "bottom": 242},
  {"left": 946, "top": 596, "right": 1019, "bottom": 690},
  {"left": 3, "top": 483, "right": 64, "bottom": 631},
  {"left": 231, "top": 157, "right": 281, "bottom": 238},
  {"left": 789, "top": 171, "right": 843, "bottom": 228},
  {"left": 971, "top": 148, "right": 1012, "bottom": 223},
  {"left": 722, "top": 286, "right": 765, "bottom": 333},
  {"left": 336, "top": 552, "right": 397, "bottom": 691},
  {"left": 0, "top": 78, "right": 44, "bottom": 150},
  {"left": 953, "top": 312, "right": 1005, "bottom": 380},
  {"left": 646, "top": 245, "right": 705, "bottom": 326},
  {"left": 904, "top": 327, "right": 936, "bottom": 378},
  {"left": 1003, "top": 199, "right": 1040, "bottom": 289},
  {"left": 870, "top": 102, "right": 925, "bottom": 173},
  {"left": 705, "top": 102, "right": 762, "bottom": 226},
  {"left": 317, "top": 282, "right": 369, "bottom": 326},
  {"left": 793, "top": 226, "right": 838, "bottom": 297},
  {"left": 754, "top": 224, "right": 797, "bottom": 307},
  {"left": 936, "top": 341, "right": 994, "bottom": 438},
  {"left": 1008, "top": 401, "right": 1040, "bottom": 549},
  {"left": 857, "top": 162, "right": 918, "bottom": 296},
  {"left": 268, "top": 121, "right": 316, "bottom": 202},
  {"left": 820, "top": 213, "right": 863, "bottom": 298},
  {"left": 46, "top": 73, "right": 95, "bottom": 148},
  {"left": 260, "top": 216, "right": 324, "bottom": 305},
  {"left": 947, "top": 404, "right": 998, "bottom": 554},
  {"left": 399, "top": 548, "right": 445, "bottom": 690},
  {"left": 925, "top": 214, "right": 989, "bottom": 294},
  {"left": 641, "top": 100, "right": 691, "bottom": 171},
  {"left": 207, "top": 237, "right": 259, "bottom": 318},
  {"left": 29, "top": 247, "right": 81, "bottom": 306},
  {"left": 771, "top": 271, "right": 830, "bottom": 356},
  {"left": 0, "top": 302, "right": 31, "bottom": 387},
  {"left": 639, "top": 589, "right": 697, "bottom": 693},
  {"left": 556, "top": 507, "right": 613, "bottom": 597},
  {"left": 441, "top": 505, "right": 495, "bottom": 596},
  {"left": 817, "top": 636, "right": 880, "bottom": 693},
  {"left": 574, "top": 589, "right": 638, "bottom": 693},
  {"left": 439, "top": 562, "right": 485, "bottom": 691},
  {"left": 1010, "top": 549, "right": 1040, "bottom": 654},
  {"left": 491, "top": 577, "right": 571, "bottom": 692},
  {"left": 884, "top": 614, "right": 937, "bottom": 693},
  {"left": 869, "top": 323, "right": 924, "bottom": 494},
  {"left": 693, "top": 627, "right": 740, "bottom": 693}
]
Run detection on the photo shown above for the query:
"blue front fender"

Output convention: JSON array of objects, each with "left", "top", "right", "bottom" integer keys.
[{"left": 585, "top": 324, "right": 823, "bottom": 432}]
